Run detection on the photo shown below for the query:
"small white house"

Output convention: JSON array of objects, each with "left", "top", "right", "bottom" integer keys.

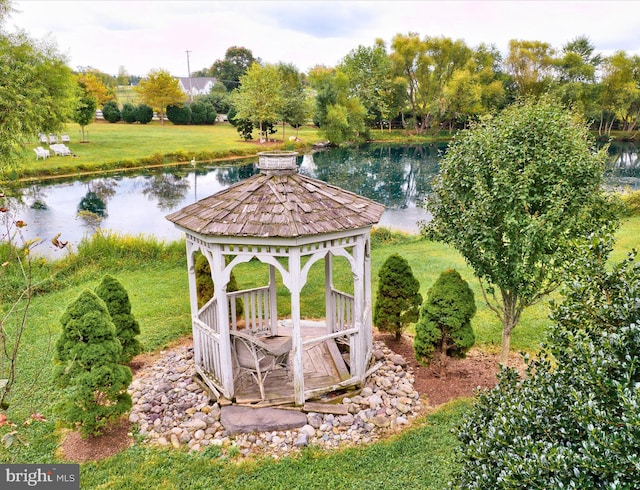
[{"left": 177, "top": 77, "right": 218, "bottom": 98}]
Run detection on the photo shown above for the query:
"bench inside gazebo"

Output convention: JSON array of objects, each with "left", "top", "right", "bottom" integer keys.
[{"left": 166, "top": 151, "right": 385, "bottom": 407}]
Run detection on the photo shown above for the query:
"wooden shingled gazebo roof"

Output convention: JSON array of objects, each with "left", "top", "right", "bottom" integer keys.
[{"left": 166, "top": 152, "right": 385, "bottom": 238}]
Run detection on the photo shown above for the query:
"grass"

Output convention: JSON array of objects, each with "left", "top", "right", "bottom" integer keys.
[{"left": 10, "top": 122, "right": 327, "bottom": 181}]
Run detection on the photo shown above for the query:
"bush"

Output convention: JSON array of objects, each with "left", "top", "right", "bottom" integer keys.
[
  {"left": 53, "top": 290, "right": 132, "bottom": 437},
  {"left": 121, "top": 103, "right": 137, "bottom": 123},
  {"left": 452, "top": 235, "right": 640, "bottom": 488},
  {"left": 95, "top": 274, "right": 142, "bottom": 363},
  {"left": 101, "top": 100, "right": 121, "bottom": 123},
  {"left": 373, "top": 253, "right": 422, "bottom": 339},
  {"left": 194, "top": 252, "right": 242, "bottom": 315},
  {"left": 136, "top": 104, "right": 153, "bottom": 124},
  {"left": 620, "top": 188, "right": 640, "bottom": 216},
  {"left": 167, "top": 104, "right": 192, "bottom": 125},
  {"left": 190, "top": 101, "right": 217, "bottom": 125},
  {"left": 413, "top": 269, "right": 476, "bottom": 376}
]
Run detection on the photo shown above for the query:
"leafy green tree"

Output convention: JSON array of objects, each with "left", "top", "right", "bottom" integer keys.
[
  {"left": 54, "top": 290, "right": 132, "bottom": 437},
  {"left": 231, "top": 62, "right": 283, "bottom": 142},
  {"left": 373, "top": 253, "right": 422, "bottom": 339},
  {"left": 506, "top": 39, "right": 556, "bottom": 97},
  {"left": 552, "top": 36, "right": 601, "bottom": 120},
  {"left": 0, "top": 3, "right": 76, "bottom": 170},
  {"left": 101, "top": 100, "right": 121, "bottom": 123},
  {"left": 276, "top": 62, "right": 310, "bottom": 140},
  {"left": 227, "top": 105, "right": 254, "bottom": 140},
  {"left": 73, "top": 91, "right": 98, "bottom": 143},
  {"left": 135, "top": 69, "right": 186, "bottom": 125},
  {"left": 340, "top": 40, "right": 400, "bottom": 130},
  {"left": 95, "top": 275, "right": 142, "bottom": 364},
  {"left": 211, "top": 46, "right": 258, "bottom": 91},
  {"left": 597, "top": 51, "right": 640, "bottom": 135},
  {"left": 308, "top": 66, "right": 367, "bottom": 144},
  {"left": 414, "top": 269, "right": 476, "bottom": 376},
  {"left": 422, "top": 97, "right": 618, "bottom": 364},
  {"left": 453, "top": 234, "right": 640, "bottom": 489}
]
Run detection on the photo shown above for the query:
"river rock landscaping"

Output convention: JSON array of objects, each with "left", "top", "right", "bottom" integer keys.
[{"left": 127, "top": 339, "right": 423, "bottom": 457}]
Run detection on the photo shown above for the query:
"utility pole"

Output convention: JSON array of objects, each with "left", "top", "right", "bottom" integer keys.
[{"left": 186, "top": 50, "right": 193, "bottom": 102}]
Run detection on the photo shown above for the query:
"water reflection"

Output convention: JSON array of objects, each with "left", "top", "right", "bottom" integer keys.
[{"left": 4, "top": 142, "right": 638, "bottom": 257}]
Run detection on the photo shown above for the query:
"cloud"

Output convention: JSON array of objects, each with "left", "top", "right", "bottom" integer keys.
[{"left": 262, "top": 2, "right": 375, "bottom": 39}]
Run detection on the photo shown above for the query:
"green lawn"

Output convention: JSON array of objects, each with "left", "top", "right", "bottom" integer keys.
[{"left": 12, "top": 121, "right": 326, "bottom": 180}]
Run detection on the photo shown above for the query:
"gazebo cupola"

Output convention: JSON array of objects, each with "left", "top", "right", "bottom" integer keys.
[{"left": 166, "top": 151, "right": 385, "bottom": 406}]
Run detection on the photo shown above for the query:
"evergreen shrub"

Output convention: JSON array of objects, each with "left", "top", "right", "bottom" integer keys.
[
  {"left": 413, "top": 269, "right": 476, "bottom": 375},
  {"left": 136, "top": 104, "right": 153, "bottom": 124},
  {"left": 95, "top": 274, "right": 142, "bottom": 363},
  {"left": 167, "top": 104, "right": 191, "bottom": 125},
  {"left": 121, "top": 103, "right": 137, "bottom": 123},
  {"left": 373, "top": 253, "right": 422, "bottom": 339},
  {"left": 101, "top": 100, "right": 121, "bottom": 123},
  {"left": 53, "top": 290, "right": 132, "bottom": 437}
]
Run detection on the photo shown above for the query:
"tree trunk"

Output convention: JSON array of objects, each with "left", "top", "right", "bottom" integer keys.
[
  {"left": 499, "top": 291, "right": 519, "bottom": 365},
  {"left": 500, "top": 327, "right": 513, "bottom": 366},
  {"left": 439, "top": 341, "right": 449, "bottom": 378}
]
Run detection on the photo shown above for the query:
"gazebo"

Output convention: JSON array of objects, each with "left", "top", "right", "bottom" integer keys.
[{"left": 166, "top": 151, "right": 385, "bottom": 406}]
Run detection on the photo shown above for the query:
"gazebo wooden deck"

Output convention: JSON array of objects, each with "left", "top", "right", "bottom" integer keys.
[
  {"left": 233, "top": 321, "right": 351, "bottom": 405},
  {"left": 166, "top": 151, "right": 385, "bottom": 406}
]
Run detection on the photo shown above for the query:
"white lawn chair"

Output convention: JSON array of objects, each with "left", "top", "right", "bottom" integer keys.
[
  {"left": 38, "top": 133, "right": 47, "bottom": 144},
  {"left": 61, "top": 133, "right": 70, "bottom": 143},
  {"left": 34, "top": 147, "right": 50, "bottom": 160},
  {"left": 48, "top": 134, "right": 58, "bottom": 144},
  {"left": 50, "top": 144, "right": 72, "bottom": 156}
]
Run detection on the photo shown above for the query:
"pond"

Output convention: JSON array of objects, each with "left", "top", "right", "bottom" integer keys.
[{"left": 4, "top": 141, "right": 639, "bottom": 257}]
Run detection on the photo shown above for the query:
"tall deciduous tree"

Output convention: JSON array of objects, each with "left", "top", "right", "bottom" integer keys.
[
  {"left": 308, "top": 66, "right": 366, "bottom": 144},
  {"left": 506, "top": 39, "right": 556, "bottom": 97},
  {"left": 77, "top": 70, "right": 113, "bottom": 106},
  {"left": 277, "top": 62, "right": 311, "bottom": 141},
  {"left": 231, "top": 62, "right": 283, "bottom": 142},
  {"left": 0, "top": 1, "right": 76, "bottom": 170},
  {"left": 340, "top": 40, "right": 401, "bottom": 130},
  {"left": 211, "top": 46, "right": 258, "bottom": 91},
  {"left": 422, "top": 98, "right": 618, "bottom": 364},
  {"left": 135, "top": 69, "right": 186, "bottom": 125}
]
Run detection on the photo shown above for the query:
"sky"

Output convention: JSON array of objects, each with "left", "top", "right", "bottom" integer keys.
[{"left": 7, "top": 1, "right": 640, "bottom": 77}]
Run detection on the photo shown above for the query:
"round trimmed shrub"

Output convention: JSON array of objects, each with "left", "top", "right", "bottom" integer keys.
[
  {"left": 101, "top": 100, "right": 121, "bottom": 123},
  {"left": 136, "top": 103, "right": 153, "bottom": 124},
  {"left": 167, "top": 104, "right": 191, "bottom": 125},
  {"left": 121, "top": 102, "right": 137, "bottom": 123}
]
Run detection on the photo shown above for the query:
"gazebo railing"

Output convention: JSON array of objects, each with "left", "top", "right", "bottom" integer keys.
[
  {"left": 330, "top": 289, "right": 354, "bottom": 333},
  {"left": 194, "top": 298, "right": 223, "bottom": 392},
  {"left": 228, "top": 286, "right": 274, "bottom": 335}
]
